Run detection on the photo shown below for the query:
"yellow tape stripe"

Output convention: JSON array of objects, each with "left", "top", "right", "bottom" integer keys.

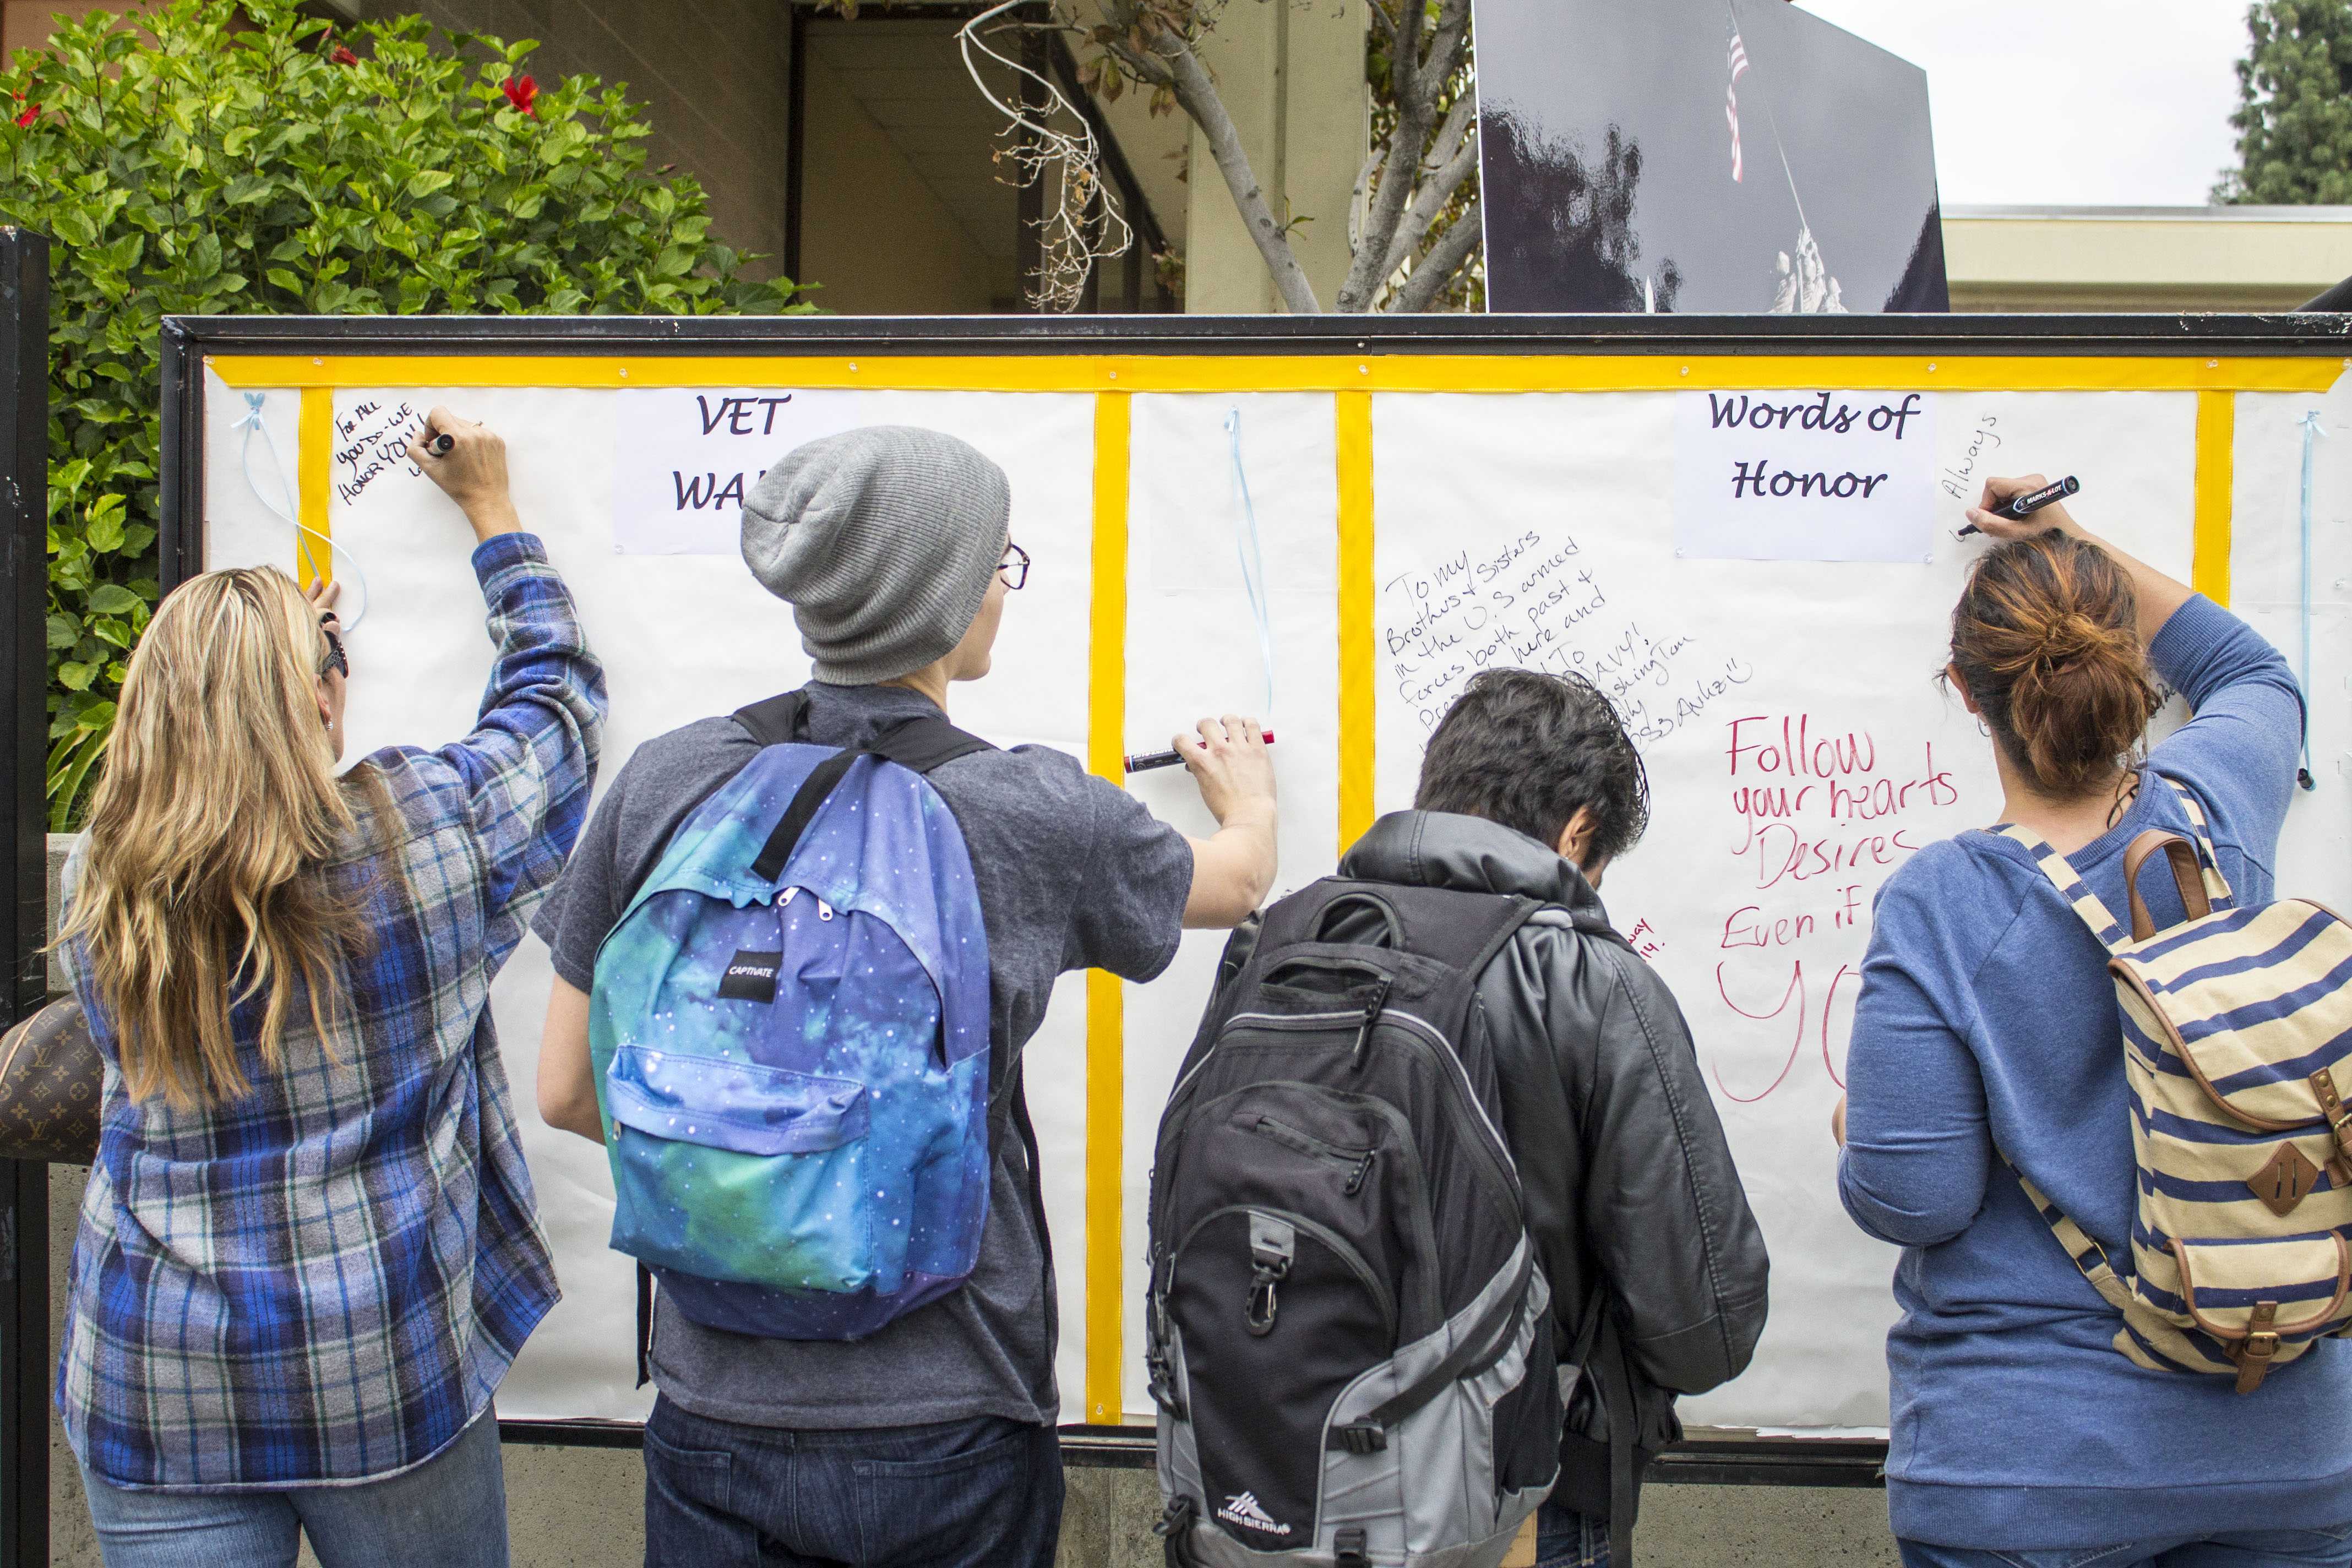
[
  {"left": 2193, "top": 390, "right": 2235, "bottom": 607},
  {"left": 205, "top": 353, "right": 2346, "bottom": 395},
  {"left": 1084, "top": 391, "right": 1131, "bottom": 1424},
  {"left": 1336, "top": 391, "right": 1376, "bottom": 852},
  {"left": 297, "top": 388, "right": 333, "bottom": 583}
]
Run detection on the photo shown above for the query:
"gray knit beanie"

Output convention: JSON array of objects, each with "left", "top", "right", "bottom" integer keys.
[{"left": 741, "top": 426, "right": 1012, "bottom": 684}]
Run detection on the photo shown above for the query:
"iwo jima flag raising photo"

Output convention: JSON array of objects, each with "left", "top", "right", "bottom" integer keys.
[{"left": 1474, "top": 0, "right": 1948, "bottom": 314}]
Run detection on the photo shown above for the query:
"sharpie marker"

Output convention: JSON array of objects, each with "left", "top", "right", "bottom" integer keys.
[
  {"left": 1125, "top": 730, "right": 1276, "bottom": 774},
  {"left": 1957, "top": 475, "right": 2079, "bottom": 537},
  {"left": 424, "top": 432, "right": 455, "bottom": 457}
]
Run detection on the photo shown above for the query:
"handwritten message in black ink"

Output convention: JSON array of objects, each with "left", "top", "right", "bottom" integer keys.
[{"left": 333, "top": 400, "right": 421, "bottom": 505}]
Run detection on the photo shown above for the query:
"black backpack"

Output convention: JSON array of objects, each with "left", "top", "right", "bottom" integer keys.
[{"left": 1147, "top": 879, "right": 1561, "bottom": 1567}]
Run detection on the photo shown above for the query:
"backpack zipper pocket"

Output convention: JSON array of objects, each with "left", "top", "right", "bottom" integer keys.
[
  {"left": 1173, "top": 1204, "right": 1397, "bottom": 1348},
  {"left": 1380, "top": 1009, "right": 1525, "bottom": 1228},
  {"left": 1239, "top": 1112, "right": 1377, "bottom": 1195}
]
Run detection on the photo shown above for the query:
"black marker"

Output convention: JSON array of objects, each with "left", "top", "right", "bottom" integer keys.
[
  {"left": 1957, "top": 475, "right": 2078, "bottom": 537},
  {"left": 424, "top": 432, "right": 454, "bottom": 457},
  {"left": 1125, "top": 729, "right": 1276, "bottom": 774}
]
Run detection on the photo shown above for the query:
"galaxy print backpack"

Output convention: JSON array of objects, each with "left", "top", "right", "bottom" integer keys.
[{"left": 590, "top": 690, "right": 994, "bottom": 1347}]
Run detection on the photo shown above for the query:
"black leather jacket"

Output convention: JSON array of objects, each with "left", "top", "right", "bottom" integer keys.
[{"left": 1323, "top": 810, "right": 1771, "bottom": 1515}]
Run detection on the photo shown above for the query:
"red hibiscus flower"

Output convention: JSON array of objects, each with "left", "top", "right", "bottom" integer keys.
[
  {"left": 331, "top": 45, "right": 358, "bottom": 66},
  {"left": 11, "top": 104, "right": 35, "bottom": 129},
  {"left": 500, "top": 74, "right": 536, "bottom": 116}
]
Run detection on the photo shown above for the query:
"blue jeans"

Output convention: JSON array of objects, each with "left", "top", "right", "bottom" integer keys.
[
  {"left": 1537, "top": 1499, "right": 1609, "bottom": 1568},
  {"left": 641, "top": 1395, "right": 1064, "bottom": 1568},
  {"left": 77, "top": 1406, "right": 507, "bottom": 1568},
  {"left": 1898, "top": 1522, "right": 2352, "bottom": 1568}
]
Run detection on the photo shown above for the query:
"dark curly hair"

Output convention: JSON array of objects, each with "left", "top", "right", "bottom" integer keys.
[{"left": 1414, "top": 668, "right": 1651, "bottom": 865}]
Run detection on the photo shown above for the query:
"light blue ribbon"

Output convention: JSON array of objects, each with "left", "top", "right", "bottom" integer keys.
[
  {"left": 1225, "top": 408, "right": 1275, "bottom": 720},
  {"left": 2297, "top": 409, "right": 2322, "bottom": 790},
  {"left": 232, "top": 391, "right": 369, "bottom": 629}
]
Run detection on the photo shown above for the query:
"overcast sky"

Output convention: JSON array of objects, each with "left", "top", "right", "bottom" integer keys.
[{"left": 1792, "top": 2, "right": 2253, "bottom": 207}]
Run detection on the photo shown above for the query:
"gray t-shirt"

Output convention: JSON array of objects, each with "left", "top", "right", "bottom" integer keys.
[{"left": 532, "top": 682, "right": 1192, "bottom": 1429}]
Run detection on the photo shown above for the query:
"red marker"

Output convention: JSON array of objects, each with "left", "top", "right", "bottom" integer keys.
[{"left": 1125, "top": 729, "right": 1276, "bottom": 774}]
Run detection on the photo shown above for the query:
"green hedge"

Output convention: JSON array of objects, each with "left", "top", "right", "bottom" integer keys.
[{"left": 1, "top": 0, "right": 811, "bottom": 826}]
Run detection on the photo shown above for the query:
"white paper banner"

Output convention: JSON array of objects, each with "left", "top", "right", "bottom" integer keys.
[
  {"left": 1674, "top": 389, "right": 1936, "bottom": 563},
  {"left": 611, "top": 388, "right": 871, "bottom": 554}
]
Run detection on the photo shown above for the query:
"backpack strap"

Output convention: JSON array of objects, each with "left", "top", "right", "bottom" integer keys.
[
  {"left": 1258, "top": 880, "right": 1538, "bottom": 979},
  {"left": 2154, "top": 774, "right": 2234, "bottom": 907},
  {"left": 1993, "top": 824, "right": 2132, "bottom": 955},
  {"left": 2002, "top": 1154, "right": 2233, "bottom": 1374},
  {"left": 1997, "top": 772, "right": 2236, "bottom": 955},
  {"left": 733, "top": 694, "right": 996, "bottom": 883},
  {"left": 733, "top": 690, "right": 813, "bottom": 748},
  {"left": 732, "top": 693, "right": 994, "bottom": 775},
  {"left": 2006, "top": 1158, "right": 2138, "bottom": 1314}
]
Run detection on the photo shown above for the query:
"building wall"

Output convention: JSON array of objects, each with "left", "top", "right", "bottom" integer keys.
[
  {"left": 1181, "top": 0, "right": 1366, "bottom": 314},
  {"left": 1943, "top": 206, "right": 2352, "bottom": 313},
  {"left": 2, "top": 0, "right": 120, "bottom": 57},
  {"left": 347, "top": 0, "right": 794, "bottom": 279},
  {"left": 793, "top": 42, "right": 997, "bottom": 315}
]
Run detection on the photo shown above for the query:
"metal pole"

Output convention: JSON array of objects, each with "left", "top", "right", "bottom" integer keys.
[{"left": 0, "top": 224, "right": 51, "bottom": 1568}]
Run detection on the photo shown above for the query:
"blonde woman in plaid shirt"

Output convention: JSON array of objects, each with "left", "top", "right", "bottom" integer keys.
[{"left": 52, "top": 412, "right": 604, "bottom": 1568}]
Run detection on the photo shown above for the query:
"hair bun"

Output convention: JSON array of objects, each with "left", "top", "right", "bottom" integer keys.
[
  {"left": 1946, "top": 533, "right": 2158, "bottom": 799},
  {"left": 2037, "top": 611, "right": 2108, "bottom": 667}
]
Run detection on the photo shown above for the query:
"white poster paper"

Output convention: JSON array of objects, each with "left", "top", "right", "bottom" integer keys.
[
  {"left": 611, "top": 387, "right": 870, "bottom": 554},
  {"left": 1674, "top": 388, "right": 1936, "bottom": 563}
]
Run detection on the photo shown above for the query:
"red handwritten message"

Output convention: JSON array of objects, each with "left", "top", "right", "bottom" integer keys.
[{"left": 1708, "top": 712, "right": 1958, "bottom": 1102}]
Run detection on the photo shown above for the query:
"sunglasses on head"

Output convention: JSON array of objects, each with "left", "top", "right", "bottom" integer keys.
[{"left": 318, "top": 618, "right": 348, "bottom": 680}]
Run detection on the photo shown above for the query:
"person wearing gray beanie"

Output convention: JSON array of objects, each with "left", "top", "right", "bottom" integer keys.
[
  {"left": 741, "top": 424, "right": 1012, "bottom": 684},
  {"left": 531, "top": 420, "right": 1280, "bottom": 1568}
]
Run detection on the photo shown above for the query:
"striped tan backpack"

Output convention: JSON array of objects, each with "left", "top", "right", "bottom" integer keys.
[{"left": 2001, "top": 775, "right": 2352, "bottom": 1393}]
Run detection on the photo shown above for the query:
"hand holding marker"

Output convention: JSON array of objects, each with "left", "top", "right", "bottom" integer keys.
[
  {"left": 1128, "top": 729, "right": 1276, "bottom": 774},
  {"left": 1956, "top": 475, "right": 2079, "bottom": 538}
]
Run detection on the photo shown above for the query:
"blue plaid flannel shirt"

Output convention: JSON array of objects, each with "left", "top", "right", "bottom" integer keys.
[{"left": 58, "top": 533, "right": 605, "bottom": 1490}]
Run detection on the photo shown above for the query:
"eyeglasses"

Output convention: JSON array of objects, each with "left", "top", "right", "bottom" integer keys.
[
  {"left": 998, "top": 540, "right": 1030, "bottom": 591},
  {"left": 318, "top": 618, "right": 349, "bottom": 680}
]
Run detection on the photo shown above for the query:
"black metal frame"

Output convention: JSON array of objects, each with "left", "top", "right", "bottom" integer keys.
[
  {"left": 134, "top": 307, "right": 2352, "bottom": 1493},
  {"left": 0, "top": 227, "right": 48, "bottom": 1568}
]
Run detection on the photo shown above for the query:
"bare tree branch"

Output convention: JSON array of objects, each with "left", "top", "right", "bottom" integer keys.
[
  {"left": 1370, "top": 90, "right": 1476, "bottom": 284},
  {"left": 1415, "top": 0, "right": 1473, "bottom": 105},
  {"left": 1373, "top": 130, "right": 1477, "bottom": 291},
  {"left": 1163, "top": 33, "right": 1322, "bottom": 313},
  {"left": 1346, "top": 138, "right": 1386, "bottom": 255},
  {"left": 1335, "top": 0, "right": 1437, "bottom": 311},
  {"left": 1388, "top": 198, "right": 1480, "bottom": 314}
]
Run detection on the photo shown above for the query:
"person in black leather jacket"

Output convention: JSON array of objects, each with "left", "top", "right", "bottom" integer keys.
[{"left": 1331, "top": 667, "right": 1769, "bottom": 1567}]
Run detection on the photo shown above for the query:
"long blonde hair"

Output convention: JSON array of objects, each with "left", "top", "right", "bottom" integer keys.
[{"left": 59, "top": 567, "right": 394, "bottom": 1108}]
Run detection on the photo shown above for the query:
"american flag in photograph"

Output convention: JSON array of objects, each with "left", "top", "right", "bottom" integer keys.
[{"left": 1726, "top": 30, "right": 1750, "bottom": 182}]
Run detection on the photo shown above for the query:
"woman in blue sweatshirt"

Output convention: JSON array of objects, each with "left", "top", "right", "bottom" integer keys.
[{"left": 1837, "top": 474, "right": 2352, "bottom": 1567}]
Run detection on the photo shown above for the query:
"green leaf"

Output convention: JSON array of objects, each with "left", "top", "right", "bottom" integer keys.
[
  {"left": 52, "top": 208, "right": 98, "bottom": 248},
  {"left": 17, "top": 0, "right": 797, "bottom": 824}
]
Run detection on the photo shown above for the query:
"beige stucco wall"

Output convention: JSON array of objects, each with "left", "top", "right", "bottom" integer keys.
[
  {"left": 1182, "top": 0, "right": 1367, "bottom": 313},
  {"left": 1945, "top": 206, "right": 2352, "bottom": 313}
]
